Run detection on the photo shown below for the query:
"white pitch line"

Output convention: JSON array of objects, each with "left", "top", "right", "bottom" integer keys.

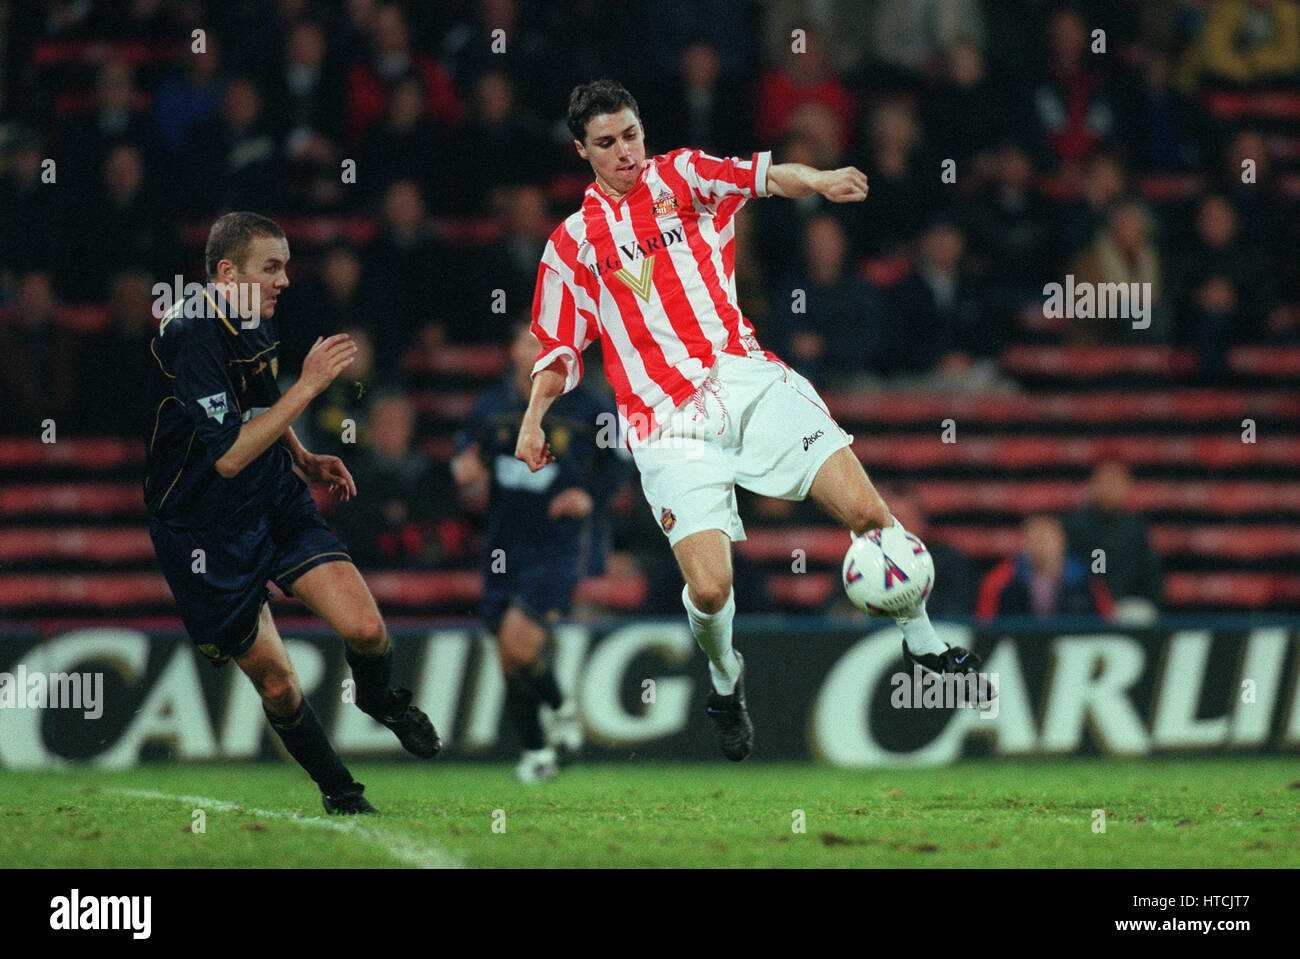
[{"left": 113, "top": 788, "right": 463, "bottom": 869}]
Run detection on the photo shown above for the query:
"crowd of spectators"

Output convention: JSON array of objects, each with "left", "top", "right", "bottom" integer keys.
[{"left": 3, "top": 0, "right": 1297, "bottom": 613}]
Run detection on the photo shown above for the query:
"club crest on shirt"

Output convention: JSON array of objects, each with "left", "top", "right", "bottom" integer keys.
[
  {"left": 652, "top": 191, "right": 679, "bottom": 216},
  {"left": 660, "top": 507, "right": 676, "bottom": 532},
  {"left": 197, "top": 392, "right": 229, "bottom": 424}
]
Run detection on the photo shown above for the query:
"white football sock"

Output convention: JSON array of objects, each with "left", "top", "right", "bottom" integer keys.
[
  {"left": 682, "top": 584, "right": 741, "bottom": 694},
  {"left": 896, "top": 603, "right": 947, "bottom": 656}
]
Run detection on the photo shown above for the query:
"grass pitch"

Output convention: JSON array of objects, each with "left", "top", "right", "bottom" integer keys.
[{"left": 1, "top": 758, "right": 1296, "bottom": 868}]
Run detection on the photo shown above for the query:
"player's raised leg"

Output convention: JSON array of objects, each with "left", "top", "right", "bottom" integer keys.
[
  {"left": 673, "top": 529, "right": 752, "bottom": 761},
  {"left": 235, "top": 603, "right": 374, "bottom": 813},
  {"left": 289, "top": 560, "right": 442, "bottom": 758},
  {"left": 807, "top": 447, "right": 993, "bottom": 698}
]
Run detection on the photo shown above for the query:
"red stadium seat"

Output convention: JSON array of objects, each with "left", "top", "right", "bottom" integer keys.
[
  {"left": 850, "top": 435, "right": 1300, "bottom": 470},
  {"left": 0, "top": 483, "right": 145, "bottom": 518},
  {"left": 574, "top": 571, "right": 649, "bottom": 610},
  {"left": 411, "top": 391, "right": 481, "bottom": 419},
  {"left": 823, "top": 389, "right": 1300, "bottom": 426},
  {"left": 1001, "top": 345, "right": 1199, "bottom": 379},
  {"left": 402, "top": 344, "right": 507, "bottom": 378},
  {"left": 736, "top": 527, "right": 847, "bottom": 564},
  {"left": 0, "top": 528, "right": 153, "bottom": 563},
  {"left": 1229, "top": 346, "right": 1300, "bottom": 378},
  {"left": 765, "top": 572, "right": 837, "bottom": 609},
  {"left": 0, "top": 437, "right": 143, "bottom": 469}
]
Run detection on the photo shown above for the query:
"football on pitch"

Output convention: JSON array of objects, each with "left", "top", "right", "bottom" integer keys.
[{"left": 842, "top": 524, "right": 935, "bottom": 617}]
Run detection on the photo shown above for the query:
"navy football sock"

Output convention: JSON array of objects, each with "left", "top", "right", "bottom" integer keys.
[
  {"left": 345, "top": 645, "right": 393, "bottom": 718},
  {"left": 265, "top": 699, "right": 356, "bottom": 796},
  {"left": 505, "top": 675, "right": 546, "bottom": 750},
  {"left": 528, "top": 663, "right": 564, "bottom": 711}
]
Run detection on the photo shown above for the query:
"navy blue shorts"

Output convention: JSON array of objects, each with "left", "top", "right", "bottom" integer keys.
[
  {"left": 481, "top": 557, "right": 580, "bottom": 634},
  {"left": 151, "top": 480, "right": 350, "bottom": 665}
]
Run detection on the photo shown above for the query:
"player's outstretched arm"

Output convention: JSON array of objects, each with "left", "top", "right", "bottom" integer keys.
[
  {"left": 214, "top": 333, "right": 357, "bottom": 479},
  {"left": 765, "top": 163, "right": 868, "bottom": 202},
  {"left": 514, "top": 363, "right": 565, "bottom": 472}
]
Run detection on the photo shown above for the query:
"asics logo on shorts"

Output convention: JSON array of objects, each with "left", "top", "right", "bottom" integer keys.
[{"left": 802, "top": 430, "right": 824, "bottom": 451}]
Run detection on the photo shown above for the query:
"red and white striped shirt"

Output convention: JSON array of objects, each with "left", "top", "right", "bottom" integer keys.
[{"left": 531, "top": 148, "right": 774, "bottom": 444}]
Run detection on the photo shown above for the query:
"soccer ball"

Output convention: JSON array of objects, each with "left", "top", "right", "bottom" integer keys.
[{"left": 842, "top": 524, "right": 935, "bottom": 617}]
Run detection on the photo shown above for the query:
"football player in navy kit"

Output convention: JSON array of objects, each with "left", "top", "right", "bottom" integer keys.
[
  {"left": 145, "top": 212, "right": 440, "bottom": 813},
  {"left": 452, "top": 320, "right": 628, "bottom": 782}
]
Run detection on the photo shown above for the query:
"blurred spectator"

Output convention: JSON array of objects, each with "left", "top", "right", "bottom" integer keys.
[
  {"left": 888, "top": 217, "right": 1000, "bottom": 377},
  {"left": 730, "top": 205, "right": 770, "bottom": 332},
  {"left": 57, "top": 57, "right": 155, "bottom": 204},
  {"left": 1216, "top": 129, "right": 1296, "bottom": 261},
  {"left": 754, "top": 25, "right": 855, "bottom": 155},
  {"left": 1056, "top": 150, "right": 1129, "bottom": 262},
  {"left": 887, "top": 488, "right": 976, "bottom": 619},
  {"left": 768, "top": 214, "right": 888, "bottom": 387},
  {"left": 864, "top": 0, "right": 985, "bottom": 91},
  {"left": 754, "top": 132, "right": 851, "bottom": 279},
  {"left": 180, "top": 76, "right": 286, "bottom": 213},
  {"left": 440, "top": 0, "right": 561, "bottom": 116},
  {"left": 1066, "top": 197, "right": 1165, "bottom": 342},
  {"left": 963, "top": 141, "right": 1054, "bottom": 310},
  {"left": 762, "top": 0, "right": 873, "bottom": 77},
  {"left": 152, "top": 31, "right": 227, "bottom": 155},
  {"left": 331, "top": 390, "right": 464, "bottom": 568},
  {"left": 461, "top": 185, "right": 554, "bottom": 343},
  {"left": 1030, "top": 8, "right": 1119, "bottom": 174},
  {"left": 277, "top": 239, "right": 396, "bottom": 374},
  {"left": 1182, "top": 0, "right": 1300, "bottom": 88},
  {"left": 76, "top": 270, "right": 156, "bottom": 435},
  {"left": 0, "top": 271, "right": 80, "bottom": 433},
  {"left": 455, "top": 70, "right": 552, "bottom": 214},
  {"left": 267, "top": 18, "right": 348, "bottom": 211},
  {"left": 1062, "top": 460, "right": 1163, "bottom": 622},
  {"left": 357, "top": 74, "right": 450, "bottom": 207},
  {"left": 640, "top": 40, "right": 752, "bottom": 156},
  {"left": 976, "top": 514, "right": 1115, "bottom": 621},
  {"left": 858, "top": 99, "right": 934, "bottom": 256},
  {"left": 62, "top": 144, "right": 167, "bottom": 301},
  {"left": 302, "top": 325, "right": 380, "bottom": 458},
  {"left": 346, "top": 1, "right": 461, "bottom": 150},
  {"left": 364, "top": 179, "right": 451, "bottom": 361},
  {"left": 0, "top": 129, "right": 61, "bottom": 278},
  {"left": 1169, "top": 193, "right": 1274, "bottom": 376},
  {"left": 1117, "top": 49, "right": 1208, "bottom": 173},
  {"left": 920, "top": 42, "right": 1017, "bottom": 179}
]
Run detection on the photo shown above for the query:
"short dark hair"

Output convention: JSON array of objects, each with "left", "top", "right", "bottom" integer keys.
[
  {"left": 204, "top": 211, "right": 285, "bottom": 277},
  {"left": 566, "top": 79, "right": 640, "bottom": 143}
]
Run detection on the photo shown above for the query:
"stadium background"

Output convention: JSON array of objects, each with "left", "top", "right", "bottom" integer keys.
[{"left": 1, "top": 0, "right": 1299, "bottom": 773}]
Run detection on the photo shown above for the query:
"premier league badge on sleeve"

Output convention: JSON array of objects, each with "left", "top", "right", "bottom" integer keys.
[{"left": 197, "top": 392, "right": 229, "bottom": 424}]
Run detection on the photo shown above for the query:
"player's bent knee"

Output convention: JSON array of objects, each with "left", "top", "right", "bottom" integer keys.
[
  {"left": 340, "top": 609, "right": 387, "bottom": 654},
  {"left": 687, "top": 578, "right": 732, "bottom": 615},
  {"left": 258, "top": 671, "right": 302, "bottom": 715}
]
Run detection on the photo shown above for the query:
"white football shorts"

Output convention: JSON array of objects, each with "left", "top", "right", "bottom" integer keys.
[{"left": 631, "top": 352, "right": 853, "bottom": 546}]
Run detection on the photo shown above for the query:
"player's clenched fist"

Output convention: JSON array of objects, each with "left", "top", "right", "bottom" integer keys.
[
  {"left": 515, "top": 421, "right": 555, "bottom": 472},
  {"left": 299, "top": 333, "right": 358, "bottom": 395},
  {"left": 817, "top": 167, "right": 869, "bottom": 203}
]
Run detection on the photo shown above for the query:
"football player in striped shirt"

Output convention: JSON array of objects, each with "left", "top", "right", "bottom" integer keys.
[{"left": 515, "top": 81, "right": 991, "bottom": 762}]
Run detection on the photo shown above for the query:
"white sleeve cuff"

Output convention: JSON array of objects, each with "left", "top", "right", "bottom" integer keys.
[
  {"left": 532, "top": 345, "right": 581, "bottom": 393},
  {"left": 752, "top": 150, "right": 772, "bottom": 198}
]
